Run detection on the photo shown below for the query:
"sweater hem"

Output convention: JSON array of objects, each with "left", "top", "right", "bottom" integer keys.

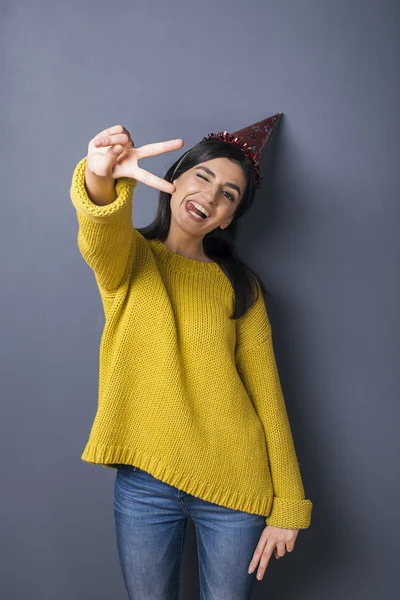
[{"left": 81, "top": 443, "right": 273, "bottom": 517}]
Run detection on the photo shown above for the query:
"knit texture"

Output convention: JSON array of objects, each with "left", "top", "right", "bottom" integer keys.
[{"left": 70, "top": 156, "right": 313, "bottom": 529}]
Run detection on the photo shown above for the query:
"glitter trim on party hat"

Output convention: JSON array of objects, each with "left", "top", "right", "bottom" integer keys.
[{"left": 202, "top": 112, "right": 282, "bottom": 189}]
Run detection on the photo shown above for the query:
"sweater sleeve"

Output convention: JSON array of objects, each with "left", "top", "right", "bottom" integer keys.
[
  {"left": 70, "top": 156, "right": 138, "bottom": 294},
  {"left": 235, "top": 283, "right": 313, "bottom": 529}
]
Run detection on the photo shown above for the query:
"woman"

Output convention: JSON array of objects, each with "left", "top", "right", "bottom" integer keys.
[{"left": 70, "top": 121, "right": 312, "bottom": 600}]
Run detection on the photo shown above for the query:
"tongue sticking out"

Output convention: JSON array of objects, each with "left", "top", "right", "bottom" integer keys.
[{"left": 187, "top": 201, "right": 206, "bottom": 219}]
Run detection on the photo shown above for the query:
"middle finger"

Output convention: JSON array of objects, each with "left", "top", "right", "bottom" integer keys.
[{"left": 257, "top": 544, "right": 275, "bottom": 580}]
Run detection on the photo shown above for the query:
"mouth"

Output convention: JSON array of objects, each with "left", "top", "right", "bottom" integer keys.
[{"left": 185, "top": 200, "right": 210, "bottom": 221}]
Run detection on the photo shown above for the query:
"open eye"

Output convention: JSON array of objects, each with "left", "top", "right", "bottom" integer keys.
[
  {"left": 223, "top": 191, "right": 234, "bottom": 201},
  {"left": 196, "top": 173, "right": 235, "bottom": 201}
]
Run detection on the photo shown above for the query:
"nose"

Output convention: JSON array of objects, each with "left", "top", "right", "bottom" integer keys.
[{"left": 199, "top": 188, "right": 218, "bottom": 206}]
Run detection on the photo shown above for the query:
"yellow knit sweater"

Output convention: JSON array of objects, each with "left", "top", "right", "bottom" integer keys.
[{"left": 70, "top": 156, "right": 313, "bottom": 530}]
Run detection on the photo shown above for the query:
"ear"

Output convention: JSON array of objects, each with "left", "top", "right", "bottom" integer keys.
[{"left": 219, "top": 215, "right": 234, "bottom": 230}]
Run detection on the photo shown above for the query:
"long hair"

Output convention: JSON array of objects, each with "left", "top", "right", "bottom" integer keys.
[{"left": 137, "top": 138, "right": 271, "bottom": 319}]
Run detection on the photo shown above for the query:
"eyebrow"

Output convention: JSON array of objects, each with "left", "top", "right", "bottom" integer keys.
[{"left": 194, "top": 166, "right": 241, "bottom": 198}]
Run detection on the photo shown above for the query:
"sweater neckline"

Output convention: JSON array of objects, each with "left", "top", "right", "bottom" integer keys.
[{"left": 149, "top": 239, "right": 221, "bottom": 273}]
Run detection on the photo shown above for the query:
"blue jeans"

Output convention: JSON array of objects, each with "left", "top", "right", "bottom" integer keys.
[{"left": 113, "top": 465, "right": 267, "bottom": 600}]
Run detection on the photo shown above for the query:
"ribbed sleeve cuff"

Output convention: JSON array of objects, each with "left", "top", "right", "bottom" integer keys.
[
  {"left": 265, "top": 497, "right": 313, "bottom": 529},
  {"left": 70, "top": 156, "right": 137, "bottom": 223}
]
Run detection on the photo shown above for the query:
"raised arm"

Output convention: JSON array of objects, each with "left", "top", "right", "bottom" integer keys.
[
  {"left": 70, "top": 124, "right": 184, "bottom": 295},
  {"left": 70, "top": 155, "right": 137, "bottom": 294}
]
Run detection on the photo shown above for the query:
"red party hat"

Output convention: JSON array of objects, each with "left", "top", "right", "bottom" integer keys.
[{"left": 202, "top": 112, "right": 282, "bottom": 189}]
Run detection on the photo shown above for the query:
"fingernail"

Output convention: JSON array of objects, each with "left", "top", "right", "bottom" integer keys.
[
  {"left": 94, "top": 137, "right": 103, "bottom": 146},
  {"left": 257, "top": 572, "right": 262, "bottom": 580},
  {"left": 248, "top": 566, "right": 253, "bottom": 574}
]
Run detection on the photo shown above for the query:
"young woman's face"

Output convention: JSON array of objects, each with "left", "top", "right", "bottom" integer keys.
[{"left": 171, "top": 157, "right": 247, "bottom": 234}]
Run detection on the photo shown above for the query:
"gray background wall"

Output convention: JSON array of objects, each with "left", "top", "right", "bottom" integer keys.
[{"left": 1, "top": 0, "right": 399, "bottom": 598}]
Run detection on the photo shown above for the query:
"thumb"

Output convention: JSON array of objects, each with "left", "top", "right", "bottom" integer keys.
[{"left": 104, "top": 144, "right": 125, "bottom": 174}]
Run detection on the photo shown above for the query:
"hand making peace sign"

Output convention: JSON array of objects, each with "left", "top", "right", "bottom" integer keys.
[{"left": 87, "top": 124, "right": 184, "bottom": 195}]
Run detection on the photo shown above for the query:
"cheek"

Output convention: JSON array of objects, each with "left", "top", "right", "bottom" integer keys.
[
  {"left": 183, "top": 179, "right": 200, "bottom": 194},
  {"left": 170, "top": 195, "right": 185, "bottom": 216}
]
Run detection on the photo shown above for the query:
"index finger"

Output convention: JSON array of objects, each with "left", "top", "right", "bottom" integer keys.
[{"left": 135, "top": 139, "right": 184, "bottom": 160}]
